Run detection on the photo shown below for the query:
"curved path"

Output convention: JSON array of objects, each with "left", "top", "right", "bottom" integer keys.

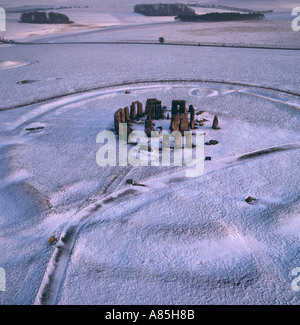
[{"left": 1, "top": 78, "right": 300, "bottom": 112}]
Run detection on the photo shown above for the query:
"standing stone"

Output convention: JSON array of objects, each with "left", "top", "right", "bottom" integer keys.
[
  {"left": 154, "top": 100, "right": 163, "bottom": 119},
  {"left": 146, "top": 99, "right": 163, "bottom": 120},
  {"left": 179, "top": 114, "right": 189, "bottom": 133},
  {"left": 172, "top": 100, "right": 186, "bottom": 116},
  {"left": 189, "top": 105, "right": 195, "bottom": 129},
  {"left": 114, "top": 109, "right": 125, "bottom": 134},
  {"left": 130, "top": 103, "right": 136, "bottom": 120},
  {"left": 179, "top": 103, "right": 186, "bottom": 115},
  {"left": 147, "top": 104, "right": 155, "bottom": 120},
  {"left": 146, "top": 99, "right": 156, "bottom": 120},
  {"left": 137, "top": 102, "right": 143, "bottom": 117},
  {"left": 145, "top": 119, "right": 153, "bottom": 137},
  {"left": 171, "top": 104, "right": 179, "bottom": 116},
  {"left": 170, "top": 115, "right": 180, "bottom": 132},
  {"left": 212, "top": 115, "right": 219, "bottom": 130},
  {"left": 124, "top": 106, "right": 130, "bottom": 122}
]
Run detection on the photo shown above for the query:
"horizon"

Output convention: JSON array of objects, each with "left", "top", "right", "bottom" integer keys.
[{"left": 1, "top": 0, "right": 299, "bottom": 11}]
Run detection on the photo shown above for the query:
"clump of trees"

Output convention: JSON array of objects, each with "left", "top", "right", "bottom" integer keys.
[
  {"left": 20, "top": 11, "right": 72, "bottom": 24},
  {"left": 175, "top": 12, "right": 265, "bottom": 22},
  {"left": 134, "top": 3, "right": 196, "bottom": 16}
]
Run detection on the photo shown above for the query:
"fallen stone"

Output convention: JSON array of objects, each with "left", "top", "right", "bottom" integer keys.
[
  {"left": 205, "top": 140, "right": 219, "bottom": 146},
  {"left": 132, "top": 183, "right": 147, "bottom": 187},
  {"left": 17, "top": 80, "right": 37, "bottom": 85},
  {"left": 48, "top": 236, "right": 57, "bottom": 245},
  {"left": 245, "top": 196, "right": 256, "bottom": 204},
  {"left": 26, "top": 126, "right": 44, "bottom": 131},
  {"left": 197, "top": 118, "right": 208, "bottom": 123}
]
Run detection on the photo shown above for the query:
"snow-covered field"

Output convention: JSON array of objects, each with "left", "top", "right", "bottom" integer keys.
[{"left": 0, "top": 0, "right": 300, "bottom": 305}]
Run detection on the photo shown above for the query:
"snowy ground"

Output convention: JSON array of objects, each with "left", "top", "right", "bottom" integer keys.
[
  {"left": 0, "top": 1, "right": 300, "bottom": 305},
  {"left": 2, "top": 1, "right": 300, "bottom": 48}
]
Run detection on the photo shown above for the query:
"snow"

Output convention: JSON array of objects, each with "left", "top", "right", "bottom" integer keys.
[
  {"left": 0, "top": 0, "right": 299, "bottom": 305},
  {"left": 0, "top": 60, "right": 29, "bottom": 69}
]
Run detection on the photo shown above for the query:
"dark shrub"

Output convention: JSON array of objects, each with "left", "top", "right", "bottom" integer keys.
[
  {"left": 20, "top": 11, "right": 72, "bottom": 24},
  {"left": 159, "top": 37, "right": 165, "bottom": 44},
  {"left": 20, "top": 12, "right": 48, "bottom": 24}
]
